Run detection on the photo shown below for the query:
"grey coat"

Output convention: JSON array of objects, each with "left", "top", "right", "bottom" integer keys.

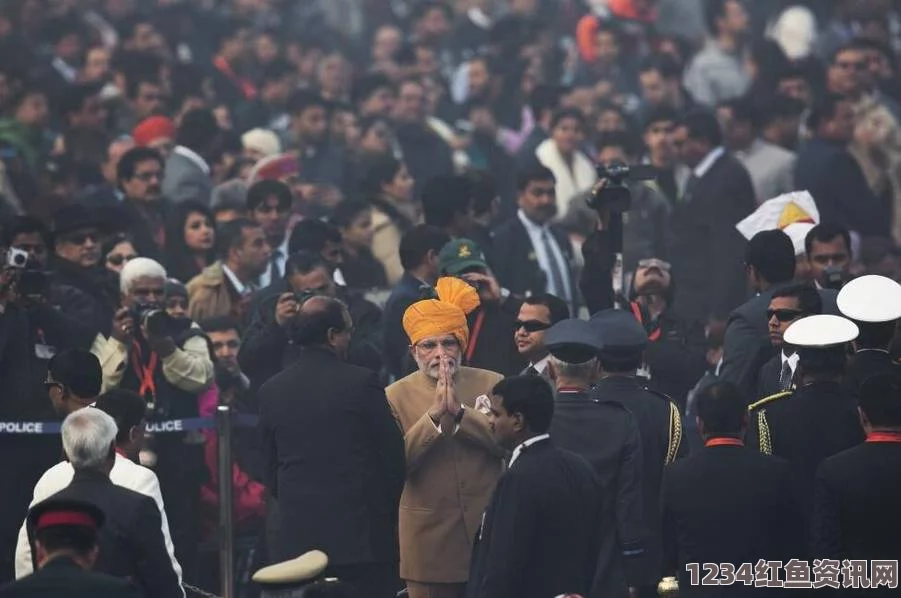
[{"left": 162, "top": 150, "right": 213, "bottom": 205}]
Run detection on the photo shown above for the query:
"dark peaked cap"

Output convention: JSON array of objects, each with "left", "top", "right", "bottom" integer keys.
[
  {"left": 590, "top": 308, "right": 648, "bottom": 357},
  {"left": 544, "top": 318, "right": 603, "bottom": 364}
]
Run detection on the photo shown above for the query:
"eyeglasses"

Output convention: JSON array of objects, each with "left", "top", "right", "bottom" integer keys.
[
  {"left": 107, "top": 253, "right": 138, "bottom": 266},
  {"left": 61, "top": 231, "right": 99, "bottom": 245},
  {"left": 416, "top": 339, "right": 460, "bottom": 352},
  {"left": 637, "top": 258, "right": 671, "bottom": 271},
  {"left": 767, "top": 308, "right": 804, "bottom": 323},
  {"left": 514, "top": 320, "right": 552, "bottom": 333},
  {"left": 134, "top": 170, "right": 162, "bottom": 182}
]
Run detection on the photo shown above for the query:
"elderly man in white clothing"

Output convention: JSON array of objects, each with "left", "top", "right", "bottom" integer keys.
[{"left": 14, "top": 389, "right": 183, "bottom": 595}]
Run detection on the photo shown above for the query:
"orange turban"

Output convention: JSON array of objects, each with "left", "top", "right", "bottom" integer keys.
[{"left": 403, "top": 277, "right": 481, "bottom": 350}]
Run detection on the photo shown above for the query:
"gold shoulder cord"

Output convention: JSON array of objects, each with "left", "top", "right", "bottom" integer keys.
[
  {"left": 665, "top": 401, "right": 683, "bottom": 465},
  {"left": 757, "top": 410, "right": 773, "bottom": 455}
]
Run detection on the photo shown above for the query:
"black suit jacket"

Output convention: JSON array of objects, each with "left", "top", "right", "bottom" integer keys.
[
  {"left": 259, "top": 347, "right": 405, "bottom": 566},
  {"left": 590, "top": 376, "right": 687, "bottom": 587},
  {"left": 844, "top": 349, "right": 898, "bottom": 395},
  {"left": 719, "top": 285, "right": 839, "bottom": 400},
  {"left": 550, "top": 391, "right": 644, "bottom": 598},
  {"left": 661, "top": 445, "right": 805, "bottom": 597},
  {"left": 491, "top": 215, "right": 577, "bottom": 307},
  {"left": 812, "top": 442, "right": 901, "bottom": 596},
  {"left": 667, "top": 153, "right": 756, "bottom": 321},
  {"left": 31, "top": 470, "right": 182, "bottom": 598},
  {"left": 748, "top": 381, "right": 865, "bottom": 527},
  {"left": 467, "top": 439, "right": 600, "bottom": 598},
  {"left": 0, "top": 557, "right": 140, "bottom": 598},
  {"left": 756, "top": 353, "right": 784, "bottom": 400}
]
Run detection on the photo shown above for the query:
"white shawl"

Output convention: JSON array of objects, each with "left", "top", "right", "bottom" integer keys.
[{"left": 535, "top": 138, "right": 597, "bottom": 217}]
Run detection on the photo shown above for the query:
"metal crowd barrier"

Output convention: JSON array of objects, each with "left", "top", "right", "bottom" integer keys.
[{"left": 0, "top": 405, "right": 254, "bottom": 598}]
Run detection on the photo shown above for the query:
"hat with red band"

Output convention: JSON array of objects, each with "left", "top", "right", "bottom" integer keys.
[{"left": 28, "top": 498, "right": 105, "bottom": 533}]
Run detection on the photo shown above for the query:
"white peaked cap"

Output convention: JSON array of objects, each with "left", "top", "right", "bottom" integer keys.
[
  {"left": 837, "top": 275, "right": 901, "bottom": 323},
  {"left": 784, "top": 314, "right": 859, "bottom": 347}
]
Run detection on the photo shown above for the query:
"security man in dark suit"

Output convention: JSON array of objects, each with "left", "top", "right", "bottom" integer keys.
[
  {"left": 544, "top": 318, "right": 644, "bottom": 598},
  {"left": 756, "top": 283, "right": 823, "bottom": 400},
  {"left": 661, "top": 382, "right": 804, "bottom": 597},
  {"left": 491, "top": 162, "right": 577, "bottom": 313},
  {"left": 467, "top": 375, "right": 600, "bottom": 598},
  {"left": 748, "top": 314, "right": 865, "bottom": 528},
  {"left": 589, "top": 308, "right": 686, "bottom": 597},
  {"left": 1, "top": 499, "right": 140, "bottom": 598},
  {"left": 812, "top": 373, "right": 901, "bottom": 596},
  {"left": 837, "top": 274, "right": 901, "bottom": 395},
  {"left": 34, "top": 409, "right": 182, "bottom": 598},
  {"left": 258, "top": 296, "right": 405, "bottom": 598}
]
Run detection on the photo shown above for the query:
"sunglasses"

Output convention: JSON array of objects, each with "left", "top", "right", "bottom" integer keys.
[
  {"left": 61, "top": 231, "right": 99, "bottom": 245},
  {"left": 767, "top": 309, "right": 803, "bottom": 323},
  {"left": 515, "top": 319, "right": 552, "bottom": 333},
  {"left": 107, "top": 253, "right": 138, "bottom": 266}
]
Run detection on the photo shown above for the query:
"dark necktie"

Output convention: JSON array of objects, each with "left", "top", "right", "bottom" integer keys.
[
  {"left": 526, "top": 365, "right": 539, "bottom": 376},
  {"left": 680, "top": 174, "right": 700, "bottom": 204},
  {"left": 268, "top": 250, "right": 282, "bottom": 284},
  {"left": 541, "top": 230, "right": 567, "bottom": 301},
  {"left": 779, "top": 360, "right": 793, "bottom": 390}
]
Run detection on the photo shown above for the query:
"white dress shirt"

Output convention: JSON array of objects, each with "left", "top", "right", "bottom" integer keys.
[
  {"left": 15, "top": 454, "right": 183, "bottom": 593},
  {"left": 781, "top": 350, "right": 800, "bottom": 378},
  {"left": 258, "top": 235, "right": 289, "bottom": 289},
  {"left": 517, "top": 210, "right": 572, "bottom": 304},
  {"left": 529, "top": 356, "right": 551, "bottom": 375},
  {"left": 508, "top": 433, "right": 550, "bottom": 468},
  {"left": 693, "top": 146, "right": 726, "bottom": 179}
]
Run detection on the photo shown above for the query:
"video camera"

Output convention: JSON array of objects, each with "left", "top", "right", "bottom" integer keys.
[
  {"left": 588, "top": 161, "right": 658, "bottom": 213},
  {"left": 6, "top": 248, "right": 49, "bottom": 299}
]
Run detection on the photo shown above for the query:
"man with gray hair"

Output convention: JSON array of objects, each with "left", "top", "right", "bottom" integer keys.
[
  {"left": 91, "top": 257, "right": 213, "bottom": 582},
  {"left": 28, "top": 408, "right": 182, "bottom": 598},
  {"left": 543, "top": 318, "right": 645, "bottom": 598}
]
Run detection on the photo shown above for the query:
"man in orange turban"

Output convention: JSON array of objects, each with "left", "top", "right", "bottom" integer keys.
[{"left": 387, "top": 277, "right": 505, "bottom": 598}]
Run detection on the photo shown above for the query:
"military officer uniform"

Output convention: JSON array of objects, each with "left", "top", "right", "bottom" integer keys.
[
  {"left": 543, "top": 319, "right": 645, "bottom": 598},
  {"left": 837, "top": 275, "right": 901, "bottom": 394},
  {"left": 589, "top": 309, "right": 686, "bottom": 596},
  {"left": 0, "top": 499, "right": 140, "bottom": 598},
  {"left": 748, "top": 314, "right": 865, "bottom": 541}
]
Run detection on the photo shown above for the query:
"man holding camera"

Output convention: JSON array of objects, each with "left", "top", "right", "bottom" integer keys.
[
  {"left": 0, "top": 246, "right": 98, "bottom": 581},
  {"left": 91, "top": 257, "right": 213, "bottom": 583},
  {"left": 239, "top": 251, "right": 383, "bottom": 389}
]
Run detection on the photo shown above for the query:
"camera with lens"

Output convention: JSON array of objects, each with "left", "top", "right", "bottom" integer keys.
[
  {"left": 131, "top": 303, "right": 177, "bottom": 338},
  {"left": 5, "top": 248, "right": 49, "bottom": 299},
  {"left": 822, "top": 265, "right": 846, "bottom": 291},
  {"left": 588, "top": 161, "right": 658, "bottom": 213}
]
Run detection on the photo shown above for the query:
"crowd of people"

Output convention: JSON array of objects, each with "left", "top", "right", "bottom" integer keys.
[{"left": 0, "top": 0, "right": 900, "bottom": 597}]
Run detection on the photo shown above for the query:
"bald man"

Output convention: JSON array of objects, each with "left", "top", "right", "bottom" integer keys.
[{"left": 258, "top": 296, "right": 405, "bottom": 598}]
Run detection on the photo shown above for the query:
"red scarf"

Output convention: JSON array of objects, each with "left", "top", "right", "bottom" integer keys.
[{"left": 213, "top": 56, "right": 257, "bottom": 100}]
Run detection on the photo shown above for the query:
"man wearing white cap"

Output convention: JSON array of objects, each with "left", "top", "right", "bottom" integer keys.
[
  {"left": 747, "top": 315, "right": 865, "bottom": 520},
  {"left": 837, "top": 274, "right": 901, "bottom": 393}
]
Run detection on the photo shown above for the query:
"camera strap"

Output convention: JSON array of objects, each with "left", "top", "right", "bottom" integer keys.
[
  {"left": 465, "top": 310, "right": 486, "bottom": 364},
  {"left": 129, "top": 341, "right": 159, "bottom": 401}
]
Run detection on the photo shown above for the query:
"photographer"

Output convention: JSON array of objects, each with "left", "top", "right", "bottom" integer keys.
[
  {"left": 90, "top": 257, "right": 213, "bottom": 582},
  {"left": 0, "top": 244, "right": 98, "bottom": 579},
  {"left": 239, "top": 251, "right": 383, "bottom": 390}
]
